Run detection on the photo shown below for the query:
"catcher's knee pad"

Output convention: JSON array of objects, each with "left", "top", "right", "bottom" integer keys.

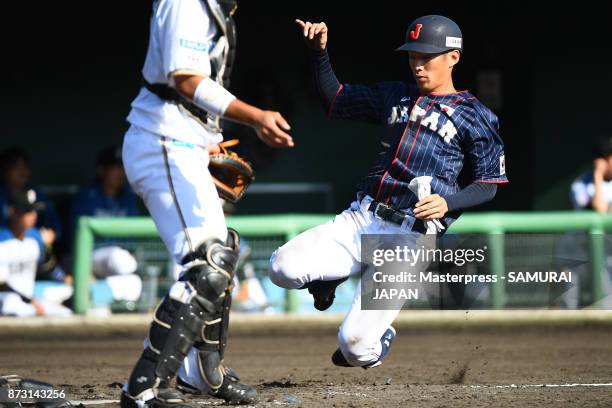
[
  {"left": 182, "top": 230, "right": 239, "bottom": 305},
  {"left": 182, "top": 230, "right": 240, "bottom": 390}
]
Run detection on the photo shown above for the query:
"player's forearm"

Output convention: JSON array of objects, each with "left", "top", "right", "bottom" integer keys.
[
  {"left": 445, "top": 182, "right": 497, "bottom": 212},
  {"left": 591, "top": 177, "right": 609, "bottom": 213},
  {"left": 223, "top": 99, "right": 266, "bottom": 127},
  {"left": 310, "top": 48, "right": 341, "bottom": 112},
  {"left": 173, "top": 74, "right": 263, "bottom": 127}
]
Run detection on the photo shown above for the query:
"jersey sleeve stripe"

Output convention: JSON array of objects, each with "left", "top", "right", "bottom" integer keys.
[
  {"left": 327, "top": 84, "right": 344, "bottom": 118},
  {"left": 474, "top": 179, "right": 510, "bottom": 184}
]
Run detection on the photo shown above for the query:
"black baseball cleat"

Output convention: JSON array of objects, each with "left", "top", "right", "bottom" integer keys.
[
  {"left": 177, "top": 373, "right": 256, "bottom": 405},
  {"left": 175, "top": 376, "right": 199, "bottom": 395},
  {"left": 208, "top": 376, "right": 257, "bottom": 405},
  {"left": 331, "top": 348, "right": 352, "bottom": 367},
  {"left": 332, "top": 326, "right": 396, "bottom": 369},
  {"left": 306, "top": 277, "right": 349, "bottom": 311}
]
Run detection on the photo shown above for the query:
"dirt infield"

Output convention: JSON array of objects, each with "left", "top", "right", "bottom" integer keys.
[{"left": 1, "top": 314, "right": 612, "bottom": 407}]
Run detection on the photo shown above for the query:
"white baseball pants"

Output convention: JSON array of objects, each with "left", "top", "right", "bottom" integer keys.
[{"left": 269, "top": 195, "right": 421, "bottom": 367}]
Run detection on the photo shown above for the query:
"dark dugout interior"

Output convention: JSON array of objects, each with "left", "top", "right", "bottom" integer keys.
[{"left": 2, "top": 1, "right": 610, "bottom": 213}]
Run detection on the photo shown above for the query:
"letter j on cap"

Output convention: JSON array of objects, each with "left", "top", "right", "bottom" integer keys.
[{"left": 410, "top": 24, "right": 423, "bottom": 40}]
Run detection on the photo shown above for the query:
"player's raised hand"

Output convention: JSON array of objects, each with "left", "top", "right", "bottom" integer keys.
[
  {"left": 295, "top": 19, "right": 328, "bottom": 50},
  {"left": 253, "top": 110, "right": 294, "bottom": 148},
  {"left": 413, "top": 194, "right": 448, "bottom": 220}
]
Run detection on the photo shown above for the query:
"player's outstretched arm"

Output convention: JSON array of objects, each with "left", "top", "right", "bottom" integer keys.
[
  {"left": 296, "top": 19, "right": 385, "bottom": 123},
  {"left": 295, "top": 19, "right": 342, "bottom": 115},
  {"left": 173, "top": 74, "right": 294, "bottom": 149}
]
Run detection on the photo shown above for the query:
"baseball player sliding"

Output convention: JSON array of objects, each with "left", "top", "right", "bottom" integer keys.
[
  {"left": 120, "top": 0, "right": 292, "bottom": 407},
  {"left": 270, "top": 15, "right": 508, "bottom": 368}
]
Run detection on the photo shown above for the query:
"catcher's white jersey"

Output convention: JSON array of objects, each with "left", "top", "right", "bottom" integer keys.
[{"left": 127, "top": 0, "right": 223, "bottom": 146}]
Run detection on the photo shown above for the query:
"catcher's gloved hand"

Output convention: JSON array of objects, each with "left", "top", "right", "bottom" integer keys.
[
  {"left": 208, "top": 139, "right": 254, "bottom": 203},
  {"left": 0, "top": 374, "right": 77, "bottom": 407}
]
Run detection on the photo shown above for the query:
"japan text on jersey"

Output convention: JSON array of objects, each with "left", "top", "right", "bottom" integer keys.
[{"left": 329, "top": 81, "right": 508, "bottom": 227}]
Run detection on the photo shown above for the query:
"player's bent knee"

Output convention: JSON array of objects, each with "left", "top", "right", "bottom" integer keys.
[
  {"left": 268, "top": 248, "right": 305, "bottom": 289},
  {"left": 268, "top": 249, "right": 291, "bottom": 288}
]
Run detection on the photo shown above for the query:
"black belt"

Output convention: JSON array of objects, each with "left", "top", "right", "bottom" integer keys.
[
  {"left": 368, "top": 201, "right": 407, "bottom": 225},
  {"left": 142, "top": 78, "right": 208, "bottom": 124},
  {"left": 367, "top": 200, "right": 428, "bottom": 233}
]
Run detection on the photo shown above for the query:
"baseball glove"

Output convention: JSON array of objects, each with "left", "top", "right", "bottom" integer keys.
[
  {"left": 208, "top": 139, "right": 254, "bottom": 203},
  {"left": 0, "top": 374, "right": 77, "bottom": 407}
]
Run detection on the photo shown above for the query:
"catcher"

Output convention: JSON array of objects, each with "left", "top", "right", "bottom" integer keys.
[{"left": 120, "top": 0, "right": 292, "bottom": 407}]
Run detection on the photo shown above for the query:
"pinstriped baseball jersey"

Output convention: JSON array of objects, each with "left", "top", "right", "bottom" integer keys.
[{"left": 329, "top": 81, "right": 508, "bottom": 227}]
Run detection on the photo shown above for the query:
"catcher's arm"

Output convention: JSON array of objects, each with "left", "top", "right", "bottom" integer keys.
[{"left": 173, "top": 74, "right": 294, "bottom": 148}]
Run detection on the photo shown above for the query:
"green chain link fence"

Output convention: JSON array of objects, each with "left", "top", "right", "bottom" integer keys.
[{"left": 72, "top": 212, "right": 612, "bottom": 314}]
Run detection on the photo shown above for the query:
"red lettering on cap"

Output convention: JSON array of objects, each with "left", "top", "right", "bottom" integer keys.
[{"left": 410, "top": 24, "right": 423, "bottom": 40}]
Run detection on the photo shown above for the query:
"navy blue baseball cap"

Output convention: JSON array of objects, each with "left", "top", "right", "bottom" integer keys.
[
  {"left": 396, "top": 15, "right": 463, "bottom": 54},
  {"left": 9, "top": 189, "right": 45, "bottom": 214}
]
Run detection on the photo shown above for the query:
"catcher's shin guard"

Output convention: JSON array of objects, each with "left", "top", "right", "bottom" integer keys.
[
  {"left": 125, "top": 231, "right": 240, "bottom": 402},
  {"left": 184, "top": 229, "right": 240, "bottom": 391},
  {"left": 125, "top": 293, "right": 210, "bottom": 400}
]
